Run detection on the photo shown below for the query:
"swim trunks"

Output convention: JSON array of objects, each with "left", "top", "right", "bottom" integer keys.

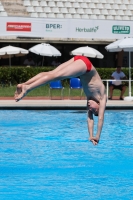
[{"left": 74, "top": 55, "right": 92, "bottom": 71}]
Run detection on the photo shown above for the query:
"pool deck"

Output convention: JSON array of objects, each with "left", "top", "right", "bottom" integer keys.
[{"left": 0, "top": 97, "right": 133, "bottom": 110}]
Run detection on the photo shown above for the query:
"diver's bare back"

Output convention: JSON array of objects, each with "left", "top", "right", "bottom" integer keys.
[{"left": 80, "top": 65, "right": 105, "bottom": 101}]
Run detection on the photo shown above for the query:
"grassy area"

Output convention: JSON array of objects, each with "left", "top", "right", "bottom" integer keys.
[
  {"left": 0, "top": 85, "right": 132, "bottom": 98},
  {"left": 0, "top": 85, "right": 86, "bottom": 98}
]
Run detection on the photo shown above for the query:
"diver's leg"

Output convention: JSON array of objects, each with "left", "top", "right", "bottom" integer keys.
[{"left": 15, "top": 59, "right": 87, "bottom": 102}]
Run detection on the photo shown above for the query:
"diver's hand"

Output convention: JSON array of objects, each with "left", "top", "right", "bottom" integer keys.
[{"left": 89, "top": 136, "right": 99, "bottom": 145}]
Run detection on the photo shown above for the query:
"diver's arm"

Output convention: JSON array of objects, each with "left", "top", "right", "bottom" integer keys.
[
  {"left": 96, "top": 95, "right": 107, "bottom": 140},
  {"left": 87, "top": 110, "right": 98, "bottom": 145},
  {"left": 90, "top": 94, "right": 107, "bottom": 145},
  {"left": 87, "top": 110, "right": 94, "bottom": 139}
]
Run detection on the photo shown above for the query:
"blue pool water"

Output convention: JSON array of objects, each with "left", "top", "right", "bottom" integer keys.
[{"left": 0, "top": 110, "right": 133, "bottom": 200}]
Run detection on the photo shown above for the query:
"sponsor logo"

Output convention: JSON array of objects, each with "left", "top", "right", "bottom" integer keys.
[
  {"left": 112, "top": 26, "right": 130, "bottom": 34},
  {"left": 76, "top": 26, "right": 99, "bottom": 32},
  {"left": 46, "top": 24, "right": 62, "bottom": 32},
  {"left": 7, "top": 22, "right": 31, "bottom": 31}
]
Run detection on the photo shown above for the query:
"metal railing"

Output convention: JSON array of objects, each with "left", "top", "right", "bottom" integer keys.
[{"left": 102, "top": 79, "right": 133, "bottom": 97}]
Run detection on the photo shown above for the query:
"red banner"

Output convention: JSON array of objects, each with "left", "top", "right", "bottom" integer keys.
[{"left": 6, "top": 22, "right": 31, "bottom": 31}]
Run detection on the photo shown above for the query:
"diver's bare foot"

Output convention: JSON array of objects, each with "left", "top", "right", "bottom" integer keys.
[
  {"left": 14, "top": 84, "right": 23, "bottom": 99},
  {"left": 15, "top": 84, "right": 29, "bottom": 102}
]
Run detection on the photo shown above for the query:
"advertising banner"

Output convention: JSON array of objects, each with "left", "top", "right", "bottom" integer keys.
[
  {"left": 6, "top": 22, "right": 31, "bottom": 32},
  {"left": 0, "top": 17, "right": 132, "bottom": 41},
  {"left": 67, "top": 19, "right": 132, "bottom": 39}
]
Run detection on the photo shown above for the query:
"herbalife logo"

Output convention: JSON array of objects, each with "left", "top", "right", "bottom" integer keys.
[
  {"left": 112, "top": 26, "right": 130, "bottom": 34},
  {"left": 46, "top": 24, "right": 62, "bottom": 32},
  {"left": 76, "top": 26, "right": 99, "bottom": 32}
]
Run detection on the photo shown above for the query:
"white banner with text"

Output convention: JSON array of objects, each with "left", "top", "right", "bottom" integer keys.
[{"left": 0, "top": 17, "right": 133, "bottom": 40}]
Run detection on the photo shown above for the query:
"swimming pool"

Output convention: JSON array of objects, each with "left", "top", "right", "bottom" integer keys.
[{"left": 0, "top": 110, "right": 133, "bottom": 200}]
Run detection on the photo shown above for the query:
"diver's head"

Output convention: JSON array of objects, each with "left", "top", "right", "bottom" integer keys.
[{"left": 88, "top": 100, "right": 99, "bottom": 116}]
